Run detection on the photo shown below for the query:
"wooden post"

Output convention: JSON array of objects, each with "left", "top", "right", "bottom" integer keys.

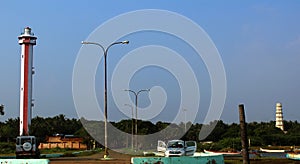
[{"left": 239, "top": 104, "right": 250, "bottom": 164}]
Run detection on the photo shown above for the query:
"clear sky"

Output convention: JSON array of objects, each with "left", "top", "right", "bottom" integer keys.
[{"left": 0, "top": 1, "right": 300, "bottom": 124}]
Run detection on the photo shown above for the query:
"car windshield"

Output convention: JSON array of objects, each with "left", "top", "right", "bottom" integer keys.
[
  {"left": 17, "top": 137, "right": 35, "bottom": 144},
  {"left": 167, "top": 141, "right": 184, "bottom": 148}
]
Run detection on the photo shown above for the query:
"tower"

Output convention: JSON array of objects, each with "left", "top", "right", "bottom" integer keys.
[
  {"left": 18, "top": 27, "right": 37, "bottom": 136},
  {"left": 275, "top": 102, "right": 284, "bottom": 131}
]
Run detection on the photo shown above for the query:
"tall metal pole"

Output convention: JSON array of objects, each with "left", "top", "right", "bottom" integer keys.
[
  {"left": 124, "top": 89, "right": 149, "bottom": 150},
  {"left": 103, "top": 48, "right": 108, "bottom": 158},
  {"left": 238, "top": 104, "right": 250, "bottom": 164},
  {"left": 183, "top": 108, "right": 187, "bottom": 132},
  {"left": 134, "top": 92, "right": 138, "bottom": 150},
  {"left": 125, "top": 104, "right": 134, "bottom": 150},
  {"left": 82, "top": 40, "right": 129, "bottom": 159},
  {"left": 0, "top": 104, "right": 4, "bottom": 115}
]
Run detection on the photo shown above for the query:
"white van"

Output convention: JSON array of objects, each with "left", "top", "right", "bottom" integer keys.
[{"left": 157, "top": 140, "right": 197, "bottom": 157}]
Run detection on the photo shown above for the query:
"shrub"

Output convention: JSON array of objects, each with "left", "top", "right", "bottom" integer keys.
[{"left": 0, "top": 142, "right": 15, "bottom": 154}]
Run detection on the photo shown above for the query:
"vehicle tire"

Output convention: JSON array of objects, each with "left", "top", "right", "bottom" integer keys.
[
  {"left": 23, "top": 142, "right": 32, "bottom": 151},
  {"left": 35, "top": 151, "right": 40, "bottom": 159}
]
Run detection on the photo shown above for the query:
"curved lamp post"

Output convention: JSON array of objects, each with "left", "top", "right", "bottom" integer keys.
[
  {"left": 183, "top": 108, "right": 187, "bottom": 132},
  {"left": 81, "top": 40, "right": 129, "bottom": 159},
  {"left": 124, "top": 103, "right": 134, "bottom": 150},
  {"left": 124, "top": 89, "right": 150, "bottom": 150}
]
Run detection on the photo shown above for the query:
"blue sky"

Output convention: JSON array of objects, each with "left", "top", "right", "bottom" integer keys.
[{"left": 0, "top": 1, "right": 300, "bottom": 124}]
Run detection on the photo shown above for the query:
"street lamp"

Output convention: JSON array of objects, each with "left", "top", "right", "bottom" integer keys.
[
  {"left": 124, "top": 104, "right": 134, "bottom": 150},
  {"left": 124, "top": 89, "right": 150, "bottom": 150},
  {"left": 183, "top": 108, "right": 187, "bottom": 132},
  {"left": 81, "top": 40, "right": 129, "bottom": 159}
]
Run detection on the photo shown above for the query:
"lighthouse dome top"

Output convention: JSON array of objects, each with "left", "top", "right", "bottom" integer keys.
[
  {"left": 19, "top": 27, "right": 36, "bottom": 38},
  {"left": 24, "top": 27, "right": 33, "bottom": 35},
  {"left": 276, "top": 103, "right": 282, "bottom": 107}
]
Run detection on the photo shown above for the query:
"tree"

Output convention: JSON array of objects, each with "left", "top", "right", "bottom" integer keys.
[
  {"left": 1, "top": 118, "right": 19, "bottom": 142},
  {"left": 216, "top": 137, "right": 242, "bottom": 151},
  {"left": 75, "top": 127, "right": 94, "bottom": 149},
  {"left": 138, "top": 120, "right": 157, "bottom": 134},
  {"left": 156, "top": 121, "right": 170, "bottom": 131},
  {"left": 205, "top": 120, "right": 228, "bottom": 142},
  {"left": 182, "top": 124, "right": 201, "bottom": 141},
  {"left": 221, "top": 123, "right": 240, "bottom": 138},
  {"left": 30, "top": 116, "right": 52, "bottom": 141}
]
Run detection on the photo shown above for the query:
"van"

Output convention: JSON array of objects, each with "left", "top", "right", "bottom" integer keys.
[
  {"left": 16, "top": 136, "right": 40, "bottom": 158},
  {"left": 157, "top": 140, "right": 196, "bottom": 157}
]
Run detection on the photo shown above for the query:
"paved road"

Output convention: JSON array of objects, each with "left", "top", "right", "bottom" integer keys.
[{"left": 50, "top": 150, "right": 132, "bottom": 164}]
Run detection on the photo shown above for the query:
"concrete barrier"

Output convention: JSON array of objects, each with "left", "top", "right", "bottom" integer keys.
[
  {"left": 0, "top": 159, "right": 50, "bottom": 164},
  {"left": 132, "top": 153, "right": 224, "bottom": 164}
]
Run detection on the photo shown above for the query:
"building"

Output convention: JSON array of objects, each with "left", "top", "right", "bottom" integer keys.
[
  {"left": 39, "top": 135, "right": 87, "bottom": 150},
  {"left": 275, "top": 102, "right": 284, "bottom": 131}
]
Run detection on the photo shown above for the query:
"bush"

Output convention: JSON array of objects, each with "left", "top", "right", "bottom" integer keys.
[
  {"left": 0, "top": 142, "right": 15, "bottom": 154},
  {"left": 62, "top": 152, "right": 76, "bottom": 157}
]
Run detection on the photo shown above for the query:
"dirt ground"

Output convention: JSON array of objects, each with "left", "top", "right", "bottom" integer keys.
[{"left": 50, "top": 150, "right": 132, "bottom": 164}]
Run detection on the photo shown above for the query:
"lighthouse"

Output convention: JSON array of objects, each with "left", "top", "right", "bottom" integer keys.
[
  {"left": 18, "top": 27, "right": 37, "bottom": 136},
  {"left": 275, "top": 102, "right": 284, "bottom": 131}
]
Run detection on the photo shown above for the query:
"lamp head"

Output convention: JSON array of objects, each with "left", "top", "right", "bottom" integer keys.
[{"left": 122, "top": 40, "right": 129, "bottom": 44}]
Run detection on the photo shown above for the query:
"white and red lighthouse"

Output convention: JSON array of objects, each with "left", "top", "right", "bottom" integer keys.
[{"left": 18, "top": 27, "right": 37, "bottom": 136}]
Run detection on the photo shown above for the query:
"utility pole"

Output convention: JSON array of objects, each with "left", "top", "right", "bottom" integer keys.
[
  {"left": 239, "top": 104, "right": 250, "bottom": 164},
  {"left": 0, "top": 104, "right": 4, "bottom": 115},
  {"left": 125, "top": 104, "right": 134, "bottom": 150}
]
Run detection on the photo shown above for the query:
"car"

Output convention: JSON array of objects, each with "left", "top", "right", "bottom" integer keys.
[
  {"left": 16, "top": 136, "right": 40, "bottom": 159},
  {"left": 157, "top": 140, "right": 196, "bottom": 157}
]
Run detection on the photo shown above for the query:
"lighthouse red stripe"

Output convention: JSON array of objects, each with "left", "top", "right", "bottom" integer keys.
[{"left": 23, "top": 40, "right": 29, "bottom": 135}]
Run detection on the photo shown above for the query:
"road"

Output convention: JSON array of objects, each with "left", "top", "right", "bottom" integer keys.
[{"left": 50, "top": 150, "right": 132, "bottom": 164}]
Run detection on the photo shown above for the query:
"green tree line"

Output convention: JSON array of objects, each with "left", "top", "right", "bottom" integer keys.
[{"left": 0, "top": 115, "right": 300, "bottom": 151}]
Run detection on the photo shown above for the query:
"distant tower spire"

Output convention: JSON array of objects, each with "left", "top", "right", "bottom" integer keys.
[{"left": 275, "top": 103, "right": 284, "bottom": 131}]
